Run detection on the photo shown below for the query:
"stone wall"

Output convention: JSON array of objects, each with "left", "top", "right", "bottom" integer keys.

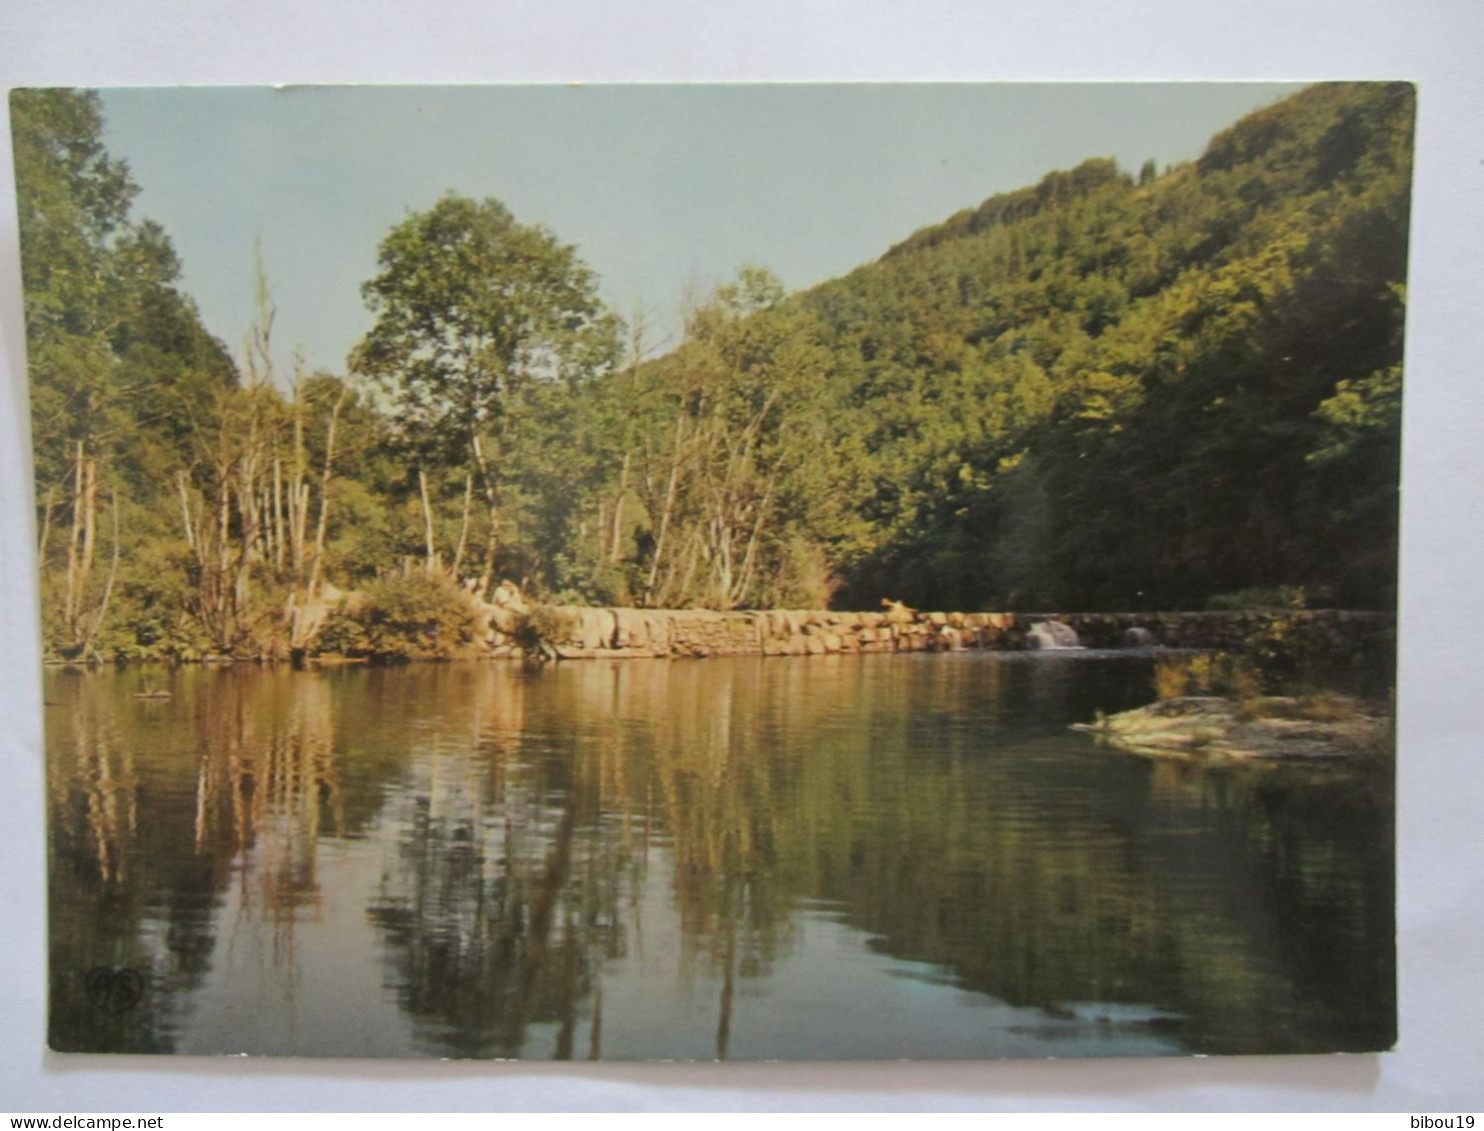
[{"left": 532, "top": 606, "right": 1392, "bottom": 659}]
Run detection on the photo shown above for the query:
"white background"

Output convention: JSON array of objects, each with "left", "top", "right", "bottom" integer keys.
[{"left": 2, "top": 0, "right": 1482, "bottom": 1113}]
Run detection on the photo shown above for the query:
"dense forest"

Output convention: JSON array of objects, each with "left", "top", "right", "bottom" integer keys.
[{"left": 12, "top": 82, "right": 1413, "bottom": 662}]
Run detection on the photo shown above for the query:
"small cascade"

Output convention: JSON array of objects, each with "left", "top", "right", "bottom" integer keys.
[
  {"left": 1122, "top": 626, "right": 1158, "bottom": 648},
  {"left": 1027, "top": 620, "right": 1083, "bottom": 650}
]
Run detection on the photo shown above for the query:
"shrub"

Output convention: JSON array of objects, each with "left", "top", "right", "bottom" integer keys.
[
  {"left": 1205, "top": 586, "right": 1309, "bottom": 611},
  {"left": 1152, "top": 652, "right": 1262, "bottom": 705},
  {"left": 507, "top": 605, "right": 575, "bottom": 663},
  {"left": 316, "top": 572, "right": 478, "bottom": 661},
  {"left": 1238, "top": 613, "right": 1342, "bottom": 695}
]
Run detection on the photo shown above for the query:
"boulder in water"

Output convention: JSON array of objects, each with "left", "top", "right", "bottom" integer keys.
[{"left": 1073, "top": 695, "right": 1391, "bottom": 760}]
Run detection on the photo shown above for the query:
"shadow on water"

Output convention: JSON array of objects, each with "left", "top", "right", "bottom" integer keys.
[{"left": 45, "top": 653, "right": 1394, "bottom": 1059}]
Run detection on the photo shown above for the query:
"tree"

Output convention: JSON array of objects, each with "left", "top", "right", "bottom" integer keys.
[
  {"left": 351, "top": 195, "right": 621, "bottom": 599},
  {"left": 14, "top": 89, "right": 237, "bottom": 657},
  {"left": 628, "top": 268, "right": 849, "bottom": 609}
]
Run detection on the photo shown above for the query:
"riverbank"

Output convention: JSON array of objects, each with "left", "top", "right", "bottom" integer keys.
[{"left": 43, "top": 602, "right": 1394, "bottom": 666}]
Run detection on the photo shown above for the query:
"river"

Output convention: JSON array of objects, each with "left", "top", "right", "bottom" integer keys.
[{"left": 44, "top": 653, "right": 1395, "bottom": 1059}]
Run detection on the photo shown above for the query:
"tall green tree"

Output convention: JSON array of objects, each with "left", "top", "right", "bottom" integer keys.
[{"left": 351, "top": 194, "right": 621, "bottom": 598}]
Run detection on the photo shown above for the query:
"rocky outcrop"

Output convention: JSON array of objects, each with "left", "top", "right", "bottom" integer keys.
[{"left": 1072, "top": 695, "right": 1391, "bottom": 761}]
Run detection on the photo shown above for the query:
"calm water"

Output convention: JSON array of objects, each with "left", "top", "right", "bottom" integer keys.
[{"left": 45, "top": 654, "right": 1395, "bottom": 1059}]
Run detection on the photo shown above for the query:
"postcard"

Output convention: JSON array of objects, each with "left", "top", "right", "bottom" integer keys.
[{"left": 13, "top": 82, "right": 1407, "bottom": 1058}]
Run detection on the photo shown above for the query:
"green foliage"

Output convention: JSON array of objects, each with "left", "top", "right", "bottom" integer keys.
[
  {"left": 1236, "top": 614, "right": 1342, "bottom": 695},
  {"left": 14, "top": 88, "right": 240, "bottom": 661},
  {"left": 1206, "top": 586, "right": 1309, "bottom": 611},
  {"left": 1227, "top": 614, "right": 1394, "bottom": 698},
  {"left": 16, "top": 83, "right": 1412, "bottom": 660},
  {"left": 506, "top": 605, "right": 576, "bottom": 661},
  {"left": 351, "top": 193, "right": 622, "bottom": 597},
  {"left": 94, "top": 542, "right": 216, "bottom": 662},
  {"left": 809, "top": 82, "right": 1412, "bottom": 611},
  {"left": 1152, "top": 652, "right": 1263, "bottom": 704},
  {"left": 317, "top": 573, "right": 479, "bottom": 661},
  {"left": 608, "top": 266, "right": 860, "bottom": 609}
]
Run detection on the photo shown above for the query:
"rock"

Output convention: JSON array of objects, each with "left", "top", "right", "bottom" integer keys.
[
  {"left": 613, "top": 608, "right": 651, "bottom": 649},
  {"left": 642, "top": 612, "right": 674, "bottom": 653},
  {"left": 558, "top": 606, "right": 616, "bottom": 650},
  {"left": 1074, "top": 695, "right": 1390, "bottom": 761},
  {"left": 491, "top": 579, "right": 528, "bottom": 613},
  {"left": 880, "top": 599, "right": 916, "bottom": 626}
]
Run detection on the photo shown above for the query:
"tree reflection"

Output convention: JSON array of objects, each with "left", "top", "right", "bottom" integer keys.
[
  {"left": 365, "top": 726, "right": 616, "bottom": 1057},
  {"left": 48, "top": 656, "right": 1393, "bottom": 1058},
  {"left": 363, "top": 658, "right": 1393, "bottom": 1058},
  {"left": 47, "top": 667, "right": 359, "bottom": 1052}
]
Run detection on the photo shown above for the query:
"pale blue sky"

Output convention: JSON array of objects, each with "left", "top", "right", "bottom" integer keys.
[{"left": 100, "top": 83, "right": 1305, "bottom": 377}]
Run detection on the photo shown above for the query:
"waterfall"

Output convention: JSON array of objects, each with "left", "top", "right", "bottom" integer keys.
[{"left": 1027, "top": 620, "right": 1082, "bottom": 650}]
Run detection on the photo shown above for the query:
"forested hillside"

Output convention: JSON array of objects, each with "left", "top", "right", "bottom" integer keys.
[
  {"left": 13, "top": 82, "right": 1413, "bottom": 661},
  {"left": 803, "top": 81, "right": 1413, "bottom": 610}
]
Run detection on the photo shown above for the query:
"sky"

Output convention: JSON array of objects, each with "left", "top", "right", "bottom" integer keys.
[{"left": 99, "top": 83, "right": 1306, "bottom": 378}]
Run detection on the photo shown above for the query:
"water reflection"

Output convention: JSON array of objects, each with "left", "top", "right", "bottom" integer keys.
[{"left": 46, "top": 655, "right": 1394, "bottom": 1058}]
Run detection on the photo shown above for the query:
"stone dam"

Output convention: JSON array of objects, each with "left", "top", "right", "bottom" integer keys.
[{"left": 511, "top": 606, "right": 1392, "bottom": 660}]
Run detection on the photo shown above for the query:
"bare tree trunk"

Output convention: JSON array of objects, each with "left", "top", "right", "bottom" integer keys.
[
  {"left": 450, "top": 473, "right": 473, "bottom": 579},
  {"left": 674, "top": 529, "right": 703, "bottom": 608},
  {"left": 240, "top": 412, "right": 262, "bottom": 563},
  {"left": 417, "top": 467, "right": 437, "bottom": 574},
  {"left": 289, "top": 382, "right": 308, "bottom": 578},
  {"left": 264, "top": 487, "right": 278, "bottom": 566},
  {"left": 707, "top": 508, "right": 733, "bottom": 606},
  {"left": 733, "top": 476, "right": 775, "bottom": 607},
  {"left": 236, "top": 480, "right": 256, "bottom": 565},
  {"left": 609, "top": 450, "right": 630, "bottom": 562},
  {"left": 176, "top": 472, "right": 197, "bottom": 552},
  {"left": 272, "top": 457, "right": 285, "bottom": 571},
  {"left": 233, "top": 493, "right": 253, "bottom": 633},
  {"left": 216, "top": 485, "right": 231, "bottom": 647},
  {"left": 73, "top": 455, "right": 98, "bottom": 644},
  {"left": 79, "top": 491, "right": 121, "bottom": 659},
  {"left": 64, "top": 446, "right": 84, "bottom": 634},
  {"left": 644, "top": 418, "right": 685, "bottom": 605},
  {"left": 479, "top": 502, "right": 499, "bottom": 599},
  {"left": 286, "top": 466, "right": 300, "bottom": 574},
  {"left": 469, "top": 432, "right": 499, "bottom": 600},
  {"left": 295, "top": 482, "right": 310, "bottom": 574},
  {"left": 307, "top": 387, "right": 346, "bottom": 595},
  {"left": 37, "top": 484, "right": 56, "bottom": 563}
]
